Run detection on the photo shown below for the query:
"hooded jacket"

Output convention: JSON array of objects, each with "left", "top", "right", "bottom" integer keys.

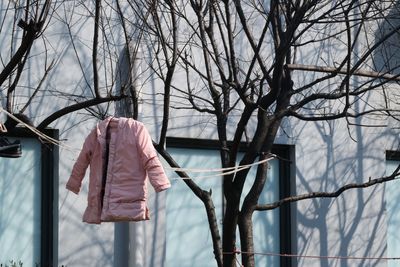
[{"left": 66, "top": 117, "right": 170, "bottom": 224}]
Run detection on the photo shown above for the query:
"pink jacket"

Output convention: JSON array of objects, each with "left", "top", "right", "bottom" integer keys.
[{"left": 66, "top": 117, "right": 170, "bottom": 224}]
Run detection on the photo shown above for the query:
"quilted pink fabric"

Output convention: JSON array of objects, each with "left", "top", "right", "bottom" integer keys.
[{"left": 66, "top": 117, "right": 170, "bottom": 224}]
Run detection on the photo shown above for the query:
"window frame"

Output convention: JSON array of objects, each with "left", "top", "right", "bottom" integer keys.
[
  {"left": 385, "top": 149, "right": 400, "bottom": 267},
  {"left": 386, "top": 150, "right": 400, "bottom": 161},
  {"left": 166, "top": 137, "right": 294, "bottom": 267},
  {"left": 0, "top": 127, "right": 59, "bottom": 266}
]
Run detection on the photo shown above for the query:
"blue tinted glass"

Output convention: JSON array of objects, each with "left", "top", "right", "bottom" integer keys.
[
  {"left": 0, "top": 137, "right": 41, "bottom": 266},
  {"left": 243, "top": 158, "right": 280, "bottom": 266},
  {"left": 165, "top": 148, "right": 223, "bottom": 267},
  {"left": 165, "top": 147, "right": 280, "bottom": 266}
]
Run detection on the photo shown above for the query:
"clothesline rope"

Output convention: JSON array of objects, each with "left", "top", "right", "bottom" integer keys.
[
  {"left": 223, "top": 250, "right": 400, "bottom": 261},
  {"left": 167, "top": 154, "right": 276, "bottom": 173},
  {"left": 169, "top": 154, "right": 276, "bottom": 179},
  {"left": 169, "top": 165, "right": 249, "bottom": 179},
  {"left": 0, "top": 108, "right": 279, "bottom": 178},
  {"left": 0, "top": 107, "right": 78, "bottom": 151}
]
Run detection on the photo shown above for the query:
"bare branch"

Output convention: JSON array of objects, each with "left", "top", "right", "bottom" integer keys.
[
  {"left": 159, "top": 0, "right": 179, "bottom": 148},
  {"left": 287, "top": 63, "right": 400, "bottom": 81},
  {"left": 92, "top": 0, "right": 101, "bottom": 98},
  {"left": 256, "top": 165, "right": 400, "bottom": 211},
  {"left": 37, "top": 95, "right": 126, "bottom": 129},
  {"left": 0, "top": 20, "right": 39, "bottom": 88}
]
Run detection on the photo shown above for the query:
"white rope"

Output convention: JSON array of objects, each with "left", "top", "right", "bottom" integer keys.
[
  {"left": 0, "top": 107, "right": 277, "bottom": 180},
  {"left": 169, "top": 154, "right": 276, "bottom": 180},
  {"left": 0, "top": 107, "right": 79, "bottom": 152},
  {"left": 171, "top": 165, "right": 249, "bottom": 180},
  {"left": 167, "top": 154, "right": 276, "bottom": 173}
]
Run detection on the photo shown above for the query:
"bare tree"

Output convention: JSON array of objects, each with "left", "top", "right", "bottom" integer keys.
[
  {"left": 120, "top": 1, "right": 400, "bottom": 267},
  {"left": 1, "top": 1, "right": 400, "bottom": 267},
  {"left": 0, "top": 0, "right": 131, "bottom": 129}
]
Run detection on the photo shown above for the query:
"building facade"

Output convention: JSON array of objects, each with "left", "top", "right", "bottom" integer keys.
[{"left": 0, "top": 1, "right": 400, "bottom": 267}]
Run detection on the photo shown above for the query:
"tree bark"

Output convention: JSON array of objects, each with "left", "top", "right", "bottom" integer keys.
[
  {"left": 238, "top": 153, "right": 270, "bottom": 267},
  {"left": 222, "top": 197, "right": 240, "bottom": 267},
  {"left": 0, "top": 20, "right": 38, "bottom": 88},
  {"left": 238, "top": 212, "right": 255, "bottom": 267}
]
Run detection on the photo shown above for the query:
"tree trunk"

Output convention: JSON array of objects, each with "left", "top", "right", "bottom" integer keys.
[
  {"left": 202, "top": 191, "right": 223, "bottom": 267},
  {"left": 238, "top": 210, "right": 255, "bottom": 267},
  {"left": 223, "top": 198, "right": 240, "bottom": 267},
  {"left": 238, "top": 153, "right": 270, "bottom": 267}
]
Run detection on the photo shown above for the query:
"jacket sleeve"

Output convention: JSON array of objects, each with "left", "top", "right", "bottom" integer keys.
[
  {"left": 136, "top": 123, "right": 171, "bottom": 192},
  {"left": 66, "top": 128, "right": 96, "bottom": 194}
]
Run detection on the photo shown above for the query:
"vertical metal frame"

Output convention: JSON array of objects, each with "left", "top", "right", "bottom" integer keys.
[
  {"left": 41, "top": 128, "right": 59, "bottom": 267},
  {"left": 273, "top": 144, "right": 294, "bottom": 267}
]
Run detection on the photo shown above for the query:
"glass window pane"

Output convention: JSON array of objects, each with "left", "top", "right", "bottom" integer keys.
[
  {"left": 0, "top": 137, "right": 41, "bottom": 266},
  {"left": 165, "top": 147, "right": 280, "bottom": 267},
  {"left": 386, "top": 159, "right": 400, "bottom": 267},
  {"left": 165, "top": 148, "right": 223, "bottom": 267},
  {"left": 243, "top": 158, "right": 280, "bottom": 266}
]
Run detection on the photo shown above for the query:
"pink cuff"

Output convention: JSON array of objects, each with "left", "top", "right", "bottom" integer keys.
[
  {"left": 66, "top": 182, "right": 80, "bottom": 194},
  {"left": 155, "top": 183, "right": 171, "bottom": 193}
]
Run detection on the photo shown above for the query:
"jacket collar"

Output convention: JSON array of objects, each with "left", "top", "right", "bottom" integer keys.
[{"left": 96, "top": 116, "right": 126, "bottom": 140}]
